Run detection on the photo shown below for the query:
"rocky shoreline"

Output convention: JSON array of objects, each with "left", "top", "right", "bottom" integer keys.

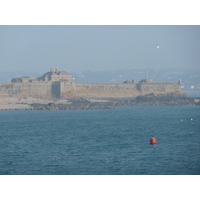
[{"left": 0, "top": 94, "right": 200, "bottom": 111}]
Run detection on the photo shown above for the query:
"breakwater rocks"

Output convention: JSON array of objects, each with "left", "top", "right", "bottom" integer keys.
[
  {"left": 1, "top": 94, "right": 199, "bottom": 111},
  {"left": 132, "top": 93, "right": 198, "bottom": 106},
  {"left": 31, "top": 99, "right": 113, "bottom": 111},
  {"left": 30, "top": 95, "right": 199, "bottom": 111},
  {"left": 0, "top": 107, "right": 34, "bottom": 111}
]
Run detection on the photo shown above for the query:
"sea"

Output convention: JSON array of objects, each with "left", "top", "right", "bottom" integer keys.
[
  {"left": 182, "top": 89, "right": 200, "bottom": 98},
  {"left": 0, "top": 106, "right": 199, "bottom": 175}
]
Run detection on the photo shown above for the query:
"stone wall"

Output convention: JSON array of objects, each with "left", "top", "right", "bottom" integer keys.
[
  {"left": 138, "top": 82, "right": 181, "bottom": 95},
  {"left": 0, "top": 81, "right": 182, "bottom": 100},
  {"left": 0, "top": 82, "right": 52, "bottom": 99},
  {"left": 51, "top": 82, "right": 61, "bottom": 98},
  {"left": 75, "top": 83, "right": 140, "bottom": 99},
  {"left": 60, "top": 82, "right": 77, "bottom": 99}
]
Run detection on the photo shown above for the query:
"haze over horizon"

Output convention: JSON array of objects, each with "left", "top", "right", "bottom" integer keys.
[{"left": 0, "top": 25, "right": 200, "bottom": 74}]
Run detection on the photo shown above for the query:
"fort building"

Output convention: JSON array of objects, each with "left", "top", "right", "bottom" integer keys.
[
  {"left": 1, "top": 68, "right": 182, "bottom": 100},
  {"left": 11, "top": 68, "right": 72, "bottom": 83},
  {"left": 11, "top": 76, "right": 38, "bottom": 83},
  {"left": 37, "top": 68, "right": 72, "bottom": 82}
]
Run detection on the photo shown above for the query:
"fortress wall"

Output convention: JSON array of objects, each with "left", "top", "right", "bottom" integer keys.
[
  {"left": 60, "top": 81, "right": 77, "bottom": 99},
  {"left": 139, "top": 83, "right": 181, "bottom": 95},
  {"left": 0, "top": 80, "right": 182, "bottom": 100},
  {"left": 0, "top": 82, "right": 52, "bottom": 98},
  {"left": 75, "top": 83, "right": 140, "bottom": 99}
]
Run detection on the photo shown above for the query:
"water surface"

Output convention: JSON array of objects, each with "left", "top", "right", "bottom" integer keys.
[{"left": 0, "top": 106, "right": 199, "bottom": 175}]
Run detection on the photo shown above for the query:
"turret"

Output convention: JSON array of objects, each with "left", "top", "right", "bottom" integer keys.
[{"left": 55, "top": 68, "right": 59, "bottom": 74}]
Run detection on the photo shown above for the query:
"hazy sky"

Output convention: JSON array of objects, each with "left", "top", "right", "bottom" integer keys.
[{"left": 0, "top": 25, "right": 199, "bottom": 73}]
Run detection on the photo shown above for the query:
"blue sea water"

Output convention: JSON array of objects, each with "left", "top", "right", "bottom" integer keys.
[{"left": 0, "top": 106, "right": 199, "bottom": 175}]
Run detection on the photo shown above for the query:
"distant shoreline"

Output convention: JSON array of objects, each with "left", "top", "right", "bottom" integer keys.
[
  {"left": 181, "top": 89, "right": 200, "bottom": 97},
  {"left": 0, "top": 96, "right": 199, "bottom": 111}
]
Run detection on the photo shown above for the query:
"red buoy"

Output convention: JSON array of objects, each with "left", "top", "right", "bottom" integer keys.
[{"left": 150, "top": 137, "right": 156, "bottom": 145}]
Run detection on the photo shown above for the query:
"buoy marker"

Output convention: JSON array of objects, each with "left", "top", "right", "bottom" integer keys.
[{"left": 150, "top": 137, "right": 156, "bottom": 145}]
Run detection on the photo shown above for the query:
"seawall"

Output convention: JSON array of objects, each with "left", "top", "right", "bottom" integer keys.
[
  {"left": 75, "top": 83, "right": 140, "bottom": 99},
  {"left": 0, "top": 81, "right": 182, "bottom": 100},
  {"left": 137, "top": 82, "right": 181, "bottom": 95},
  {"left": 0, "top": 82, "right": 52, "bottom": 99}
]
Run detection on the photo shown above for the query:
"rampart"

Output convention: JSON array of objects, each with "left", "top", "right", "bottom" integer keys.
[
  {"left": 75, "top": 83, "right": 140, "bottom": 99},
  {"left": 0, "top": 82, "right": 52, "bottom": 99},
  {"left": 137, "top": 82, "right": 181, "bottom": 95},
  {"left": 0, "top": 81, "right": 182, "bottom": 100},
  {"left": 0, "top": 69, "right": 182, "bottom": 100}
]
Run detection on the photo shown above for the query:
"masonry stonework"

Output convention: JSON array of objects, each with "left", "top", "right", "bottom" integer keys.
[
  {"left": 0, "top": 82, "right": 52, "bottom": 99},
  {"left": 137, "top": 82, "right": 181, "bottom": 95},
  {"left": 0, "top": 69, "right": 182, "bottom": 100},
  {"left": 75, "top": 83, "right": 140, "bottom": 99}
]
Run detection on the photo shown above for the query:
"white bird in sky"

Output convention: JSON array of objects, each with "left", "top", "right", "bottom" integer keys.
[{"left": 156, "top": 44, "right": 160, "bottom": 48}]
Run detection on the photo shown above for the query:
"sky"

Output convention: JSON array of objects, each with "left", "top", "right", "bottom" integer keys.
[{"left": 0, "top": 25, "right": 200, "bottom": 73}]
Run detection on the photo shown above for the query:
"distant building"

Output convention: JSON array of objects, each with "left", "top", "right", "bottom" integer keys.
[
  {"left": 123, "top": 79, "right": 131, "bottom": 83},
  {"left": 6, "top": 68, "right": 182, "bottom": 100},
  {"left": 12, "top": 68, "right": 73, "bottom": 83},
  {"left": 177, "top": 79, "right": 182, "bottom": 86},
  {"left": 11, "top": 76, "right": 38, "bottom": 83},
  {"left": 132, "top": 79, "right": 137, "bottom": 84},
  {"left": 123, "top": 79, "right": 137, "bottom": 84},
  {"left": 139, "top": 79, "right": 152, "bottom": 84},
  {"left": 37, "top": 68, "right": 72, "bottom": 82}
]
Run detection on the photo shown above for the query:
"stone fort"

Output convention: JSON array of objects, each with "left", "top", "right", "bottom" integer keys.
[{"left": 0, "top": 68, "right": 182, "bottom": 100}]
